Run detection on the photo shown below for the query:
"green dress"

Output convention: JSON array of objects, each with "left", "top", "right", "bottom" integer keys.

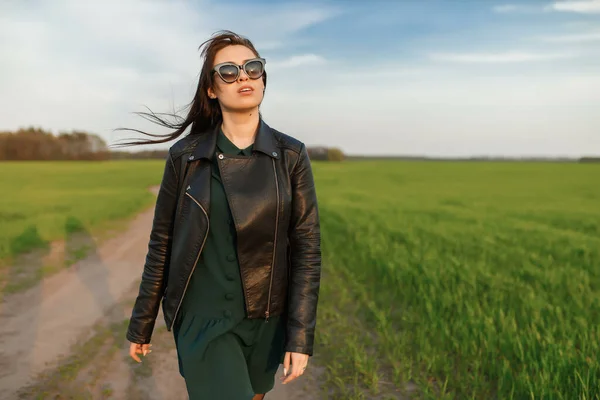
[{"left": 172, "top": 128, "right": 286, "bottom": 399}]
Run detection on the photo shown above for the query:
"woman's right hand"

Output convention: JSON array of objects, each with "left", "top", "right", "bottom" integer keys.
[{"left": 129, "top": 342, "right": 152, "bottom": 363}]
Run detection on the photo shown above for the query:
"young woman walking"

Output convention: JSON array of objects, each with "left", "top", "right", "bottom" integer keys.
[{"left": 120, "top": 30, "right": 322, "bottom": 399}]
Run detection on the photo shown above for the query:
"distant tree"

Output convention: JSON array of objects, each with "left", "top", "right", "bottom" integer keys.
[
  {"left": 327, "top": 147, "right": 345, "bottom": 161},
  {"left": 0, "top": 127, "right": 350, "bottom": 162},
  {"left": 307, "top": 146, "right": 328, "bottom": 161},
  {"left": 0, "top": 127, "right": 109, "bottom": 161},
  {"left": 304, "top": 146, "right": 345, "bottom": 162},
  {"left": 579, "top": 157, "right": 600, "bottom": 163}
]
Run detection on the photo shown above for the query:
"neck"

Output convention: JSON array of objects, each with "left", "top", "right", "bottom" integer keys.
[{"left": 220, "top": 109, "right": 260, "bottom": 146}]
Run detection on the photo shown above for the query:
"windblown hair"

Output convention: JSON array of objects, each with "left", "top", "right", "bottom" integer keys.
[{"left": 112, "top": 30, "right": 266, "bottom": 147}]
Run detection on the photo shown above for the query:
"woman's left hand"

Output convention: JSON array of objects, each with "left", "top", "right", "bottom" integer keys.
[{"left": 280, "top": 351, "right": 309, "bottom": 384}]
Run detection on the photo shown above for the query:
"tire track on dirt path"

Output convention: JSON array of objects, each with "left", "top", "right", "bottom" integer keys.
[
  {"left": 0, "top": 187, "right": 161, "bottom": 399},
  {"left": 0, "top": 185, "right": 321, "bottom": 399}
]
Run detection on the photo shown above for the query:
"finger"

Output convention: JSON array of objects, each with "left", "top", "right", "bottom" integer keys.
[
  {"left": 293, "top": 362, "right": 305, "bottom": 377},
  {"left": 281, "top": 370, "right": 299, "bottom": 384},
  {"left": 282, "top": 352, "right": 291, "bottom": 377},
  {"left": 130, "top": 348, "right": 142, "bottom": 363},
  {"left": 282, "top": 363, "right": 303, "bottom": 384}
]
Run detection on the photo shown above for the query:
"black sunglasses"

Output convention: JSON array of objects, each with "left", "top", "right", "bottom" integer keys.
[{"left": 212, "top": 57, "right": 266, "bottom": 83}]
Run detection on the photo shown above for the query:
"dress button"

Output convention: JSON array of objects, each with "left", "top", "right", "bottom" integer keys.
[
  {"left": 223, "top": 310, "right": 232, "bottom": 318},
  {"left": 226, "top": 273, "right": 235, "bottom": 281},
  {"left": 227, "top": 254, "right": 235, "bottom": 262},
  {"left": 225, "top": 293, "right": 234, "bottom": 300}
]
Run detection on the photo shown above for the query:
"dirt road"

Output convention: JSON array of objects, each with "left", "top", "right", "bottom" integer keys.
[{"left": 0, "top": 187, "right": 320, "bottom": 399}]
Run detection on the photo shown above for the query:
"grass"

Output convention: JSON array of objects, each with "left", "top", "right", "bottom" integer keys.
[
  {"left": 2, "top": 158, "right": 599, "bottom": 398},
  {"left": 311, "top": 160, "right": 600, "bottom": 399},
  {"left": 0, "top": 160, "right": 165, "bottom": 260},
  {"left": 0, "top": 160, "right": 165, "bottom": 292}
]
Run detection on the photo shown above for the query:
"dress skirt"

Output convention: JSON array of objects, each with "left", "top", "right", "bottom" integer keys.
[{"left": 173, "top": 312, "right": 286, "bottom": 399}]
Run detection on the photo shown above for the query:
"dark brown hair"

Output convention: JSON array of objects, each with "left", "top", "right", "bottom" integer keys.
[{"left": 112, "top": 30, "right": 266, "bottom": 147}]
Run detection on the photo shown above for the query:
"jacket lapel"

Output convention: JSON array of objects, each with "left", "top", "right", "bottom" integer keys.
[
  {"left": 185, "top": 161, "right": 211, "bottom": 215},
  {"left": 184, "top": 118, "right": 281, "bottom": 214}
]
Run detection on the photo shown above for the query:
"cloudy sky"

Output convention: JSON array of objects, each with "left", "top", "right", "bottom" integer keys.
[{"left": 1, "top": 0, "right": 599, "bottom": 157}]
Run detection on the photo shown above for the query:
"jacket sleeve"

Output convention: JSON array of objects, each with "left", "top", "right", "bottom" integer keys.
[
  {"left": 285, "top": 143, "right": 322, "bottom": 356},
  {"left": 126, "top": 151, "right": 180, "bottom": 344}
]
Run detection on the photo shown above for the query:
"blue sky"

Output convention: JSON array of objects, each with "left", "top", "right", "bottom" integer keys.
[{"left": 1, "top": 0, "right": 599, "bottom": 157}]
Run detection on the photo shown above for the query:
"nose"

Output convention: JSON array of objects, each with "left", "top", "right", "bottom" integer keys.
[{"left": 237, "top": 67, "right": 249, "bottom": 81}]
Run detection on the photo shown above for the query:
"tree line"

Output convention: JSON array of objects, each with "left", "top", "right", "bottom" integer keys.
[
  {"left": 1, "top": 127, "right": 596, "bottom": 163},
  {"left": 0, "top": 127, "right": 110, "bottom": 161},
  {"left": 0, "top": 127, "right": 346, "bottom": 161}
]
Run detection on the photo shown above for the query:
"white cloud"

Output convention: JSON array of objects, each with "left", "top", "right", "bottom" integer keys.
[
  {"left": 268, "top": 54, "right": 327, "bottom": 70},
  {"left": 546, "top": 0, "right": 600, "bottom": 13},
  {"left": 0, "top": 0, "right": 598, "bottom": 157},
  {"left": 0, "top": 0, "right": 340, "bottom": 148},
  {"left": 536, "top": 31, "right": 600, "bottom": 42},
  {"left": 494, "top": 1, "right": 600, "bottom": 14},
  {"left": 234, "top": 80, "right": 595, "bottom": 157},
  {"left": 562, "top": 20, "right": 599, "bottom": 28},
  {"left": 492, "top": 4, "right": 541, "bottom": 13},
  {"left": 428, "top": 51, "right": 577, "bottom": 63},
  {"left": 493, "top": 4, "right": 518, "bottom": 12},
  {"left": 261, "top": 71, "right": 600, "bottom": 157}
]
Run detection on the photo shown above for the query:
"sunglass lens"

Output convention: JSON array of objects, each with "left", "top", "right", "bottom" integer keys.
[
  {"left": 245, "top": 60, "right": 264, "bottom": 79},
  {"left": 218, "top": 65, "right": 238, "bottom": 82}
]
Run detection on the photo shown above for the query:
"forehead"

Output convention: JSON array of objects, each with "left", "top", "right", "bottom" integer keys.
[{"left": 213, "top": 45, "right": 257, "bottom": 66}]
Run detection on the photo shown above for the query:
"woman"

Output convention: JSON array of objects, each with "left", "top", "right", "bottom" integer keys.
[{"left": 118, "top": 30, "right": 322, "bottom": 399}]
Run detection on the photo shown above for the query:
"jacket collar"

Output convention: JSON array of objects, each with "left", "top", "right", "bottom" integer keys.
[
  {"left": 216, "top": 127, "right": 253, "bottom": 156},
  {"left": 188, "top": 118, "right": 280, "bottom": 162}
]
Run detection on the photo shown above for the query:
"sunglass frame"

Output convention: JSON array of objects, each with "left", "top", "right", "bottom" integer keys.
[{"left": 212, "top": 57, "right": 266, "bottom": 83}]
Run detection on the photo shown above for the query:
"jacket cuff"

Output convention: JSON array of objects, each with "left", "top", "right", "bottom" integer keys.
[
  {"left": 284, "top": 344, "right": 313, "bottom": 357},
  {"left": 126, "top": 330, "right": 151, "bottom": 345}
]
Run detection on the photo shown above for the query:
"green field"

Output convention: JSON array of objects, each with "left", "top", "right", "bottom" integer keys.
[
  {"left": 1, "top": 159, "right": 599, "bottom": 398},
  {"left": 314, "top": 160, "right": 600, "bottom": 399},
  {"left": 0, "top": 160, "right": 165, "bottom": 291}
]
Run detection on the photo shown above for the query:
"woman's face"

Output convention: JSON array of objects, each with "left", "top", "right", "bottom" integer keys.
[{"left": 208, "top": 45, "right": 265, "bottom": 113}]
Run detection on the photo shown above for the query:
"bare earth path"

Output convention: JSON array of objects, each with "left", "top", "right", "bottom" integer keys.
[{"left": 0, "top": 187, "right": 320, "bottom": 399}]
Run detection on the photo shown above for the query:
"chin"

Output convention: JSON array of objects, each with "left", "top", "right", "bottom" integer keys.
[{"left": 227, "top": 98, "right": 263, "bottom": 112}]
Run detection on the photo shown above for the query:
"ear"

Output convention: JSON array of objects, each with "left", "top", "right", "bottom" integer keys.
[{"left": 207, "top": 87, "right": 217, "bottom": 99}]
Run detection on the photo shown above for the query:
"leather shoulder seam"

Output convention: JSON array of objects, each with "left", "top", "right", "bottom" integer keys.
[
  {"left": 271, "top": 128, "right": 303, "bottom": 155},
  {"left": 167, "top": 152, "right": 179, "bottom": 181},
  {"left": 289, "top": 142, "right": 305, "bottom": 176},
  {"left": 169, "top": 133, "right": 202, "bottom": 159}
]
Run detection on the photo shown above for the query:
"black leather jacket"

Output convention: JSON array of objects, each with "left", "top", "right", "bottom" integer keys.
[{"left": 125, "top": 119, "right": 322, "bottom": 356}]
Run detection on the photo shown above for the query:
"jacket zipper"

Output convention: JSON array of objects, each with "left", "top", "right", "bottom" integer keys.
[
  {"left": 265, "top": 159, "right": 280, "bottom": 322},
  {"left": 170, "top": 191, "right": 209, "bottom": 331}
]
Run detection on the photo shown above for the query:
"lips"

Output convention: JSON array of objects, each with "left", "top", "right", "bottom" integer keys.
[{"left": 238, "top": 85, "right": 253, "bottom": 93}]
